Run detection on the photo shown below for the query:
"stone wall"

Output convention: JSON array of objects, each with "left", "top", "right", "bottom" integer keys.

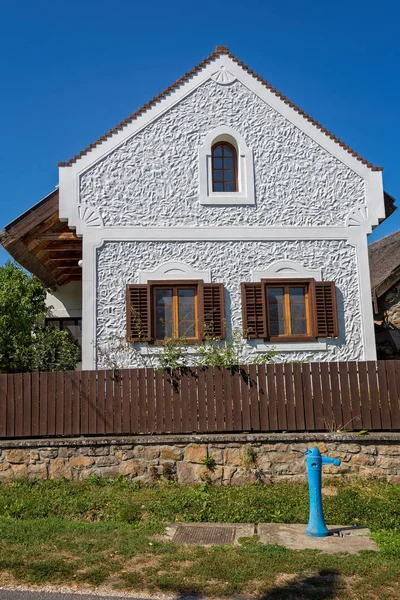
[{"left": 0, "top": 433, "right": 399, "bottom": 485}]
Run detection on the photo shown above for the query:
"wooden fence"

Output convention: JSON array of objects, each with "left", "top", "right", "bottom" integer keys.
[{"left": 0, "top": 361, "right": 400, "bottom": 439}]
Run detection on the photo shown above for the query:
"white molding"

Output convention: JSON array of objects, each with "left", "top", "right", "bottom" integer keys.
[
  {"left": 256, "top": 341, "right": 327, "bottom": 352},
  {"left": 82, "top": 226, "right": 357, "bottom": 245},
  {"left": 198, "top": 125, "right": 255, "bottom": 206},
  {"left": 138, "top": 261, "right": 211, "bottom": 283},
  {"left": 252, "top": 260, "right": 322, "bottom": 281}
]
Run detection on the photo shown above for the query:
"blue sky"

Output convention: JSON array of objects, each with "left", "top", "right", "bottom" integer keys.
[{"left": 1, "top": 0, "right": 399, "bottom": 265}]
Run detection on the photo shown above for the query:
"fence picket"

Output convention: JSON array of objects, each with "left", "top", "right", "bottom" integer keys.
[{"left": 0, "top": 361, "right": 399, "bottom": 439}]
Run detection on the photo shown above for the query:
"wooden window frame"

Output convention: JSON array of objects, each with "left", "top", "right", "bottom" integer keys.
[
  {"left": 261, "top": 278, "right": 317, "bottom": 343},
  {"left": 211, "top": 142, "right": 238, "bottom": 193},
  {"left": 148, "top": 280, "right": 204, "bottom": 344}
]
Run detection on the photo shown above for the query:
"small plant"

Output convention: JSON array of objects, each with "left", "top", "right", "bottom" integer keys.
[
  {"left": 201, "top": 455, "right": 216, "bottom": 470},
  {"left": 162, "top": 462, "right": 176, "bottom": 481},
  {"left": 242, "top": 447, "right": 258, "bottom": 471}
]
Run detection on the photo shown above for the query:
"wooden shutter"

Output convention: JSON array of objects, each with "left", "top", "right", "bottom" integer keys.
[
  {"left": 241, "top": 282, "right": 267, "bottom": 339},
  {"left": 126, "top": 284, "right": 151, "bottom": 342},
  {"left": 314, "top": 281, "right": 339, "bottom": 338},
  {"left": 203, "top": 283, "right": 225, "bottom": 339}
]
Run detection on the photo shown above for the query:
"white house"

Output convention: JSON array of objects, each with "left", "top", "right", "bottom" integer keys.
[{"left": 1, "top": 47, "right": 394, "bottom": 370}]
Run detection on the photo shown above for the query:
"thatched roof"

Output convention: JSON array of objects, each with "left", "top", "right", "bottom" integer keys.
[{"left": 369, "top": 228, "right": 400, "bottom": 301}]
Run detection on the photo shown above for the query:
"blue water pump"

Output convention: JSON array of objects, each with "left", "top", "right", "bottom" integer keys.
[{"left": 305, "top": 446, "right": 341, "bottom": 537}]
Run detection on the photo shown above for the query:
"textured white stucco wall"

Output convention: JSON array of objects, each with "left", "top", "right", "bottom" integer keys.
[
  {"left": 95, "top": 240, "right": 362, "bottom": 368},
  {"left": 80, "top": 79, "right": 365, "bottom": 228}
]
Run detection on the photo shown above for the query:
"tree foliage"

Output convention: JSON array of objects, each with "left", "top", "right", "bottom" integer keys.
[{"left": 0, "top": 261, "right": 79, "bottom": 373}]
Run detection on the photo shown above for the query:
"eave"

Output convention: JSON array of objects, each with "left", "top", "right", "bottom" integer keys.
[{"left": 0, "top": 189, "right": 82, "bottom": 288}]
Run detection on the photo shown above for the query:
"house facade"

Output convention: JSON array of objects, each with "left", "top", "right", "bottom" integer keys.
[{"left": 1, "top": 47, "right": 394, "bottom": 369}]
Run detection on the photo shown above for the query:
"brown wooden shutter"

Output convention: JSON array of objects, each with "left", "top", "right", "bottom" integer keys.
[
  {"left": 314, "top": 281, "right": 339, "bottom": 338},
  {"left": 203, "top": 283, "right": 225, "bottom": 339},
  {"left": 126, "top": 284, "right": 151, "bottom": 342},
  {"left": 241, "top": 282, "right": 267, "bottom": 339}
]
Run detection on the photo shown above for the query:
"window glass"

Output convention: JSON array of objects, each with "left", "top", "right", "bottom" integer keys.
[
  {"left": 155, "top": 289, "right": 173, "bottom": 339},
  {"left": 289, "top": 287, "right": 307, "bottom": 335},
  {"left": 178, "top": 289, "right": 196, "bottom": 337},
  {"left": 268, "top": 287, "right": 285, "bottom": 336},
  {"left": 211, "top": 143, "right": 238, "bottom": 192}
]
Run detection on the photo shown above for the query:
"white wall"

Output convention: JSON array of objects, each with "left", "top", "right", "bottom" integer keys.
[
  {"left": 46, "top": 281, "right": 82, "bottom": 318},
  {"left": 95, "top": 239, "right": 362, "bottom": 368}
]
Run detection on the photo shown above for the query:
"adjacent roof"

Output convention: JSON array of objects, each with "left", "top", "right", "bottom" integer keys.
[
  {"left": 0, "top": 189, "right": 82, "bottom": 288},
  {"left": 369, "top": 228, "right": 400, "bottom": 301},
  {"left": 58, "top": 46, "right": 383, "bottom": 171}
]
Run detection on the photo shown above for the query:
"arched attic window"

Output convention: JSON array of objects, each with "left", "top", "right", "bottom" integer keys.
[{"left": 211, "top": 142, "right": 238, "bottom": 192}]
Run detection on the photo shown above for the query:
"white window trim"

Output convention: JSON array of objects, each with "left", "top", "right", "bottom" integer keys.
[
  {"left": 198, "top": 125, "right": 255, "bottom": 205},
  {"left": 138, "top": 261, "right": 211, "bottom": 284},
  {"left": 251, "top": 260, "right": 327, "bottom": 351}
]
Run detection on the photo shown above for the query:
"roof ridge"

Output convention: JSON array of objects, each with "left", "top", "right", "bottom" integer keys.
[
  {"left": 369, "top": 228, "right": 400, "bottom": 248},
  {"left": 58, "top": 46, "right": 383, "bottom": 171}
]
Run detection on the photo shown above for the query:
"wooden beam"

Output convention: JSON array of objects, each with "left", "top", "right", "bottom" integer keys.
[
  {"left": 47, "top": 260, "right": 81, "bottom": 272},
  {"left": 36, "top": 232, "right": 80, "bottom": 242},
  {"left": 45, "top": 252, "right": 82, "bottom": 261},
  {"left": 23, "top": 212, "right": 60, "bottom": 247},
  {"left": 39, "top": 241, "right": 82, "bottom": 252}
]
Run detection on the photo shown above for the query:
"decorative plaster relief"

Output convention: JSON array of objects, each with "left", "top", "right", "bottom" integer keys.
[
  {"left": 96, "top": 239, "right": 362, "bottom": 368},
  {"left": 211, "top": 67, "right": 236, "bottom": 85},
  {"left": 80, "top": 79, "right": 365, "bottom": 228},
  {"left": 346, "top": 205, "right": 368, "bottom": 227},
  {"left": 78, "top": 204, "right": 103, "bottom": 227},
  {"left": 252, "top": 259, "right": 322, "bottom": 281}
]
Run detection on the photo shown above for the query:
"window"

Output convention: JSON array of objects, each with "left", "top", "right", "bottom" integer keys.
[
  {"left": 241, "top": 279, "right": 339, "bottom": 341},
  {"left": 266, "top": 283, "right": 311, "bottom": 341},
  {"left": 211, "top": 142, "right": 238, "bottom": 192},
  {"left": 198, "top": 126, "right": 255, "bottom": 205},
  {"left": 154, "top": 285, "right": 198, "bottom": 341},
  {"left": 126, "top": 280, "right": 225, "bottom": 343},
  {"left": 45, "top": 317, "right": 82, "bottom": 357}
]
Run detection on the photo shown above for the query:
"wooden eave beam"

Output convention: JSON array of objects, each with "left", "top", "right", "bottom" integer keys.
[
  {"left": 36, "top": 232, "right": 81, "bottom": 241},
  {"left": 23, "top": 212, "right": 61, "bottom": 247}
]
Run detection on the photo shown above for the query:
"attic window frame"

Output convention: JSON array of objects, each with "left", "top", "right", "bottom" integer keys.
[{"left": 198, "top": 126, "right": 255, "bottom": 206}]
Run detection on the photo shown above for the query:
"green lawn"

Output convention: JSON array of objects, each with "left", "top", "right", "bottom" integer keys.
[{"left": 0, "top": 478, "right": 399, "bottom": 599}]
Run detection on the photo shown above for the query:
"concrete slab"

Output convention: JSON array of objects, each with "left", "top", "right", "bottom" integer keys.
[
  {"left": 258, "top": 523, "right": 378, "bottom": 553},
  {"left": 165, "top": 523, "right": 255, "bottom": 546}
]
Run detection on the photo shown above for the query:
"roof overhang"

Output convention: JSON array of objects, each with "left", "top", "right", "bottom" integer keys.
[{"left": 0, "top": 188, "right": 82, "bottom": 288}]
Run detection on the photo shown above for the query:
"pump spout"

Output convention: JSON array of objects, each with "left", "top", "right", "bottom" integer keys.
[{"left": 321, "top": 457, "right": 341, "bottom": 467}]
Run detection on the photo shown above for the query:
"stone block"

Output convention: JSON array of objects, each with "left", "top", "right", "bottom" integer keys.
[
  {"left": 12, "top": 464, "right": 28, "bottom": 479},
  {"left": 30, "top": 451, "right": 40, "bottom": 461},
  {"left": 222, "top": 466, "right": 237, "bottom": 484},
  {"left": 39, "top": 449, "right": 58, "bottom": 460},
  {"left": 377, "top": 446, "right": 400, "bottom": 456},
  {"left": 176, "top": 462, "right": 196, "bottom": 484},
  {"left": 5, "top": 449, "right": 28, "bottom": 464},
  {"left": 87, "top": 446, "right": 110, "bottom": 456},
  {"left": 230, "top": 469, "right": 257, "bottom": 486},
  {"left": 185, "top": 444, "right": 207, "bottom": 463},
  {"left": 49, "top": 459, "right": 72, "bottom": 480},
  {"left": 160, "top": 446, "right": 183, "bottom": 461},
  {"left": 96, "top": 466, "right": 121, "bottom": 479},
  {"left": 376, "top": 457, "right": 399, "bottom": 470},
  {"left": 70, "top": 456, "right": 95, "bottom": 469},
  {"left": 257, "top": 455, "right": 272, "bottom": 473},
  {"left": 208, "top": 447, "right": 224, "bottom": 464},
  {"left": 195, "top": 465, "right": 223, "bottom": 484},
  {"left": 350, "top": 454, "right": 375, "bottom": 466},
  {"left": 338, "top": 444, "right": 361, "bottom": 453},
  {"left": 95, "top": 456, "right": 119, "bottom": 468},
  {"left": 58, "top": 447, "right": 75, "bottom": 459},
  {"left": 224, "top": 447, "right": 242, "bottom": 466},
  {"left": 118, "top": 459, "right": 145, "bottom": 477},
  {"left": 27, "top": 463, "right": 48, "bottom": 479},
  {"left": 362, "top": 445, "right": 377, "bottom": 455},
  {"left": 142, "top": 446, "right": 160, "bottom": 461},
  {"left": 115, "top": 449, "right": 135, "bottom": 460}
]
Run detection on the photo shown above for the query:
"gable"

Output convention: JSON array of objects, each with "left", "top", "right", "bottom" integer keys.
[
  {"left": 59, "top": 47, "right": 385, "bottom": 232},
  {"left": 79, "top": 77, "right": 365, "bottom": 228}
]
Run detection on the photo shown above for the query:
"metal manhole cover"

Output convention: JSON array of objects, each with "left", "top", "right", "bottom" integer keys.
[{"left": 173, "top": 525, "right": 236, "bottom": 545}]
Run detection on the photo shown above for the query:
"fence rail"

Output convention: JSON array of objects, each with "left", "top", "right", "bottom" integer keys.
[{"left": 0, "top": 361, "right": 400, "bottom": 439}]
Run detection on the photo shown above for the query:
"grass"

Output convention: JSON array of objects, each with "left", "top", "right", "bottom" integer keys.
[{"left": 0, "top": 478, "right": 399, "bottom": 598}]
